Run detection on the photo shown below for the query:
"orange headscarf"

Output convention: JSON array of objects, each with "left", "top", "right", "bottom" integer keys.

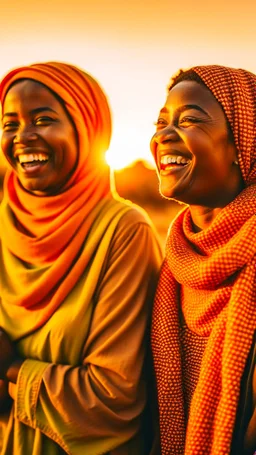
[
  {"left": 151, "top": 65, "right": 256, "bottom": 454},
  {"left": 0, "top": 62, "right": 128, "bottom": 338}
]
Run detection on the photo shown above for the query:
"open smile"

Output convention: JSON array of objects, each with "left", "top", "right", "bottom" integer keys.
[
  {"left": 158, "top": 151, "right": 192, "bottom": 175},
  {"left": 14, "top": 148, "right": 50, "bottom": 174}
]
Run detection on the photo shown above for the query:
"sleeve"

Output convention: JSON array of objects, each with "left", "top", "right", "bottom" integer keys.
[{"left": 14, "top": 212, "right": 163, "bottom": 454}]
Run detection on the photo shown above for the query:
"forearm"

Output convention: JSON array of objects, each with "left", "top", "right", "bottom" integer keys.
[
  {"left": 9, "top": 217, "right": 162, "bottom": 452},
  {"left": 0, "top": 358, "right": 23, "bottom": 413},
  {"left": 14, "top": 358, "right": 143, "bottom": 454},
  {"left": 0, "top": 327, "right": 24, "bottom": 385},
  {"left": 5, "top": 358, "right": 23, "bottom": 384}
]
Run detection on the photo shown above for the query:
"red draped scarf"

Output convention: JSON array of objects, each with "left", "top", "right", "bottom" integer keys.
[{"left": 151, "top": 65, "right": 256, "bottom": 454}]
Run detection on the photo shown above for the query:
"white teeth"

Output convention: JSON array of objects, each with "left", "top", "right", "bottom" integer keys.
[
  {"left": 160, "top": 154, "right": 191, "bottom": 165},
  {"left": 181, "top": 157, "right": 190, "bottom": 164},
  {"left": 18, "top": 153, "right": 49, "bottom": 164}
]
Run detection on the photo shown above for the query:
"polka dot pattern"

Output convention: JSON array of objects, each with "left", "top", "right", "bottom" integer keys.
[
  {"left": 191, "top": 65, "right": 256, "bottom": 186},
  {"left": 180, "top": 320, "right": 208, "bottom": 422},
  {"left": 151, "top": 183, "right": 256, "bottom": 454}
]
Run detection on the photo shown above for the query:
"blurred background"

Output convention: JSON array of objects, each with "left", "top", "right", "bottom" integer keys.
[{"left": 1, "top": 0, "right": 256, "bottom": 247}]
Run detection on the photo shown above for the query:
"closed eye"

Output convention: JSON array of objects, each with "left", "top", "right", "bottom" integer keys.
[
  {"left": 179, "top": 116, "right": 201, "bottom": 125},
  {"left": 35, "top": 116, "right": 57, "bottom": 126},
  {"left": 154, "top": 117, "right": 168, "bottom": 130},
  {"left": 2, "top": 121, "right": 19, "bottom": 131}
]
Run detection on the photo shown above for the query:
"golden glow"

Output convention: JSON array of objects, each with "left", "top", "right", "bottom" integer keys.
[
  {"left": 105, "top": 148, "right": 155, "bottom": 170},
  {"left": 1, "top": 0, "right": 256, "bottom": 171},
  {"left": 105, "top": 124, "right": 155, "bottom": 170}
]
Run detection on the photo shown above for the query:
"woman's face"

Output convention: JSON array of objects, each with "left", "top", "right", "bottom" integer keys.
[
  {"left": 150, "top": 80, "right": 243, "bottom": 207},
  {"left": 1, "top": 80, "right": 78, "bottom": 196}
]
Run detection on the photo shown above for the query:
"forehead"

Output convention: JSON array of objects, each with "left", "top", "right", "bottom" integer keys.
[
  {"left": 164, "top": 80, "right": 223, "bottom": 115},
  {"left": 3, "top": 79, "right": 61, "bottom": 111}
]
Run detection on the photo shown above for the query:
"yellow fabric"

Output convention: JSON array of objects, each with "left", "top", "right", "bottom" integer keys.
[
  {"left": 0, "top": 62, "right": 163, "bottom": 454},
  {"left": 0, "top": 62, "right": 112, "bottom": 336},
  {"left": 1, "top": 197, "right": 131, "bottom": 339},
  {"left": 0, "top": 207, "right": 162, "bottom": 454}
]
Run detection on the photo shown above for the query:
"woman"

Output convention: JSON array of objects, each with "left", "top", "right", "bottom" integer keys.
[
  {"left": 150, "top": 65, "right": 256, "bottom": 455},
  {"left": 0, "top": 62, "right": 163, "bottom": 455}
]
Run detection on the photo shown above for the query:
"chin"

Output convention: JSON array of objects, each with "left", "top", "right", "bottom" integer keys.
[
  {"left": 18, "top": 179, "right": 46, "bottom": 196},
  {"left": 160, "top": 172, "right": 198, "bottom": 204},
  {"left": 159, "top": 181, "right": 177, "bottom": 200}
]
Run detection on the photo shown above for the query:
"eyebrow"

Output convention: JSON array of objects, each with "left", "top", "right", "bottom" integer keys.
[
  {"left": 159, "top": 104, "right": 210, "bottom": 118},
  {"left": 2, "top": 107, "right": 58, "bottom": 118}
]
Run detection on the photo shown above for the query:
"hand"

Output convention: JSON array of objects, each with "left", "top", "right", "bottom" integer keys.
[
  {"left": 0, "top": 328, "right": 16, "bottom": 380},
  {"left": 0, "top": 379, "right": 12, "bottom": 412},
  {"left": 0, "top": 379, "right": 9, "bottom": 402}
]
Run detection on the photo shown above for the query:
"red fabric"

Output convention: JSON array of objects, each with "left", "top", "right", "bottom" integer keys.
[
  {"left": 191, "top": 65, "right": 256, "bottom": 186},
  {"left": 151, "top": 65, "right": 256, "bottom": 455},
  {"left": 180, "top": 318, "right": 208, "bottom": 420}
]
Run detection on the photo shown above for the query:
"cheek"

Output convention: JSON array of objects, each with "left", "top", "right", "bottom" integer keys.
[
  {"left": 186, "top": 129, "right": 225, "bottom": 158},
  {"left": 52, "top": 136, "right": 77, "bottom": 174},
  {"left": 1, "top": 135, "right": 13, "bottom": 159},
  {"left": 150, "top": 137, "right": 158, "bottom": 164},
  {"left": 183, "top": 132, "right": 210, "bottom": 159},
  {"left": 66, "top": 130, "right": 78, "bottom": 165},
  {"left": 1, "top": 135, "right": 8, "bottom": 153}
]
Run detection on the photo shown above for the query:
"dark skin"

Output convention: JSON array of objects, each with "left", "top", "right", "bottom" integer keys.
[
  {"left": 1, "top": 80, "right": 78, "bottom": 197},
  {"left": 0, "top": 81, "right": 79, "bottom": 408},
  {"left": 150, "top": 80, "right": 244, "bottom": 232},
  {"left": 0, "top": 380, "right": 11, "bottom": 410},
  {"left": 0, "top": 328, "right": 23, "bottom": 411}
]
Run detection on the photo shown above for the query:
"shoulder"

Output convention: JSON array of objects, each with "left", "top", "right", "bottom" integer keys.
[
  {"left": 112, "top": 195, "right": 156, "bottom": 231},
  {"left": 108, "top": 196, "right": 163, "bottom": 261}
]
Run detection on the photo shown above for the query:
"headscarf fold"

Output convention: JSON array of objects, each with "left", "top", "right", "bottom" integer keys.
[
  {"left": 190, "top": 65, "right": 256, "bottom": 186},
  {"left": 151, "top": 65, "right": 256, "bottom": 454},
  {"left": 0, "top": 62, "right": 126, "bottom": 339}
]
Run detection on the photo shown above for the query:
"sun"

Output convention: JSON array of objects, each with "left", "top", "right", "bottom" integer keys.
[
  {"left": 105, "top": 146, "right": 154, "bottom": 170},
  {"left": 105, "top": 131, "right": 155, "bottom": 170}
]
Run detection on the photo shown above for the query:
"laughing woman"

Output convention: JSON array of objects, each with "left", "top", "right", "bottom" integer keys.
[
  {"left": 150, "top": 65, "right": 256, "bottom": 455},
  {"left": 0, "top": 62, "right": 162, "bottom": 455}
]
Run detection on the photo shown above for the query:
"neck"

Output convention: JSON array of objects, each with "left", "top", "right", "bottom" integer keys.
[
  {"left": 189, "top": 182, "right": 244, "bottom": 232},
  {"left": 189, "top": 205, "right": 225, "bottom": 232}
]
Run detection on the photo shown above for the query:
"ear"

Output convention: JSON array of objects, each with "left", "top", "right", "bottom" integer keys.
[{"left": 228, "top": 139, "right": 239, "bottom": 164}]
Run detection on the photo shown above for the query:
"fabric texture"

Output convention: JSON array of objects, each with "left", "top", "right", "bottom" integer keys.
[
  {"left": 179, "top": 315, "right": 208, "bottom": 421},
  {"left": 0, "top": 62, "right": 163, "bottom": 454},
  {"left": 151, "top": 65, "right": 256, "bottom": 455},
  {"left": 0, "top": 62, "right": 113, "bottom": 338},
  {"left": 0, "top": 210, "right": 162, "bottom": 455},
  {"left": 189, "top": 65, "right": 256, "bottom": 186}
]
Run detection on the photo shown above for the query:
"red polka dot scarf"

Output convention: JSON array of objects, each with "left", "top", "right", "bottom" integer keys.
[{"left": 151, "top": 65, "right": 256, "bottom": 454}]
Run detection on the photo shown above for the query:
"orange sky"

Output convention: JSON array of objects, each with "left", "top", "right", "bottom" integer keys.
[{"left": 1, "top": 0, "right": 256, "bottom": 169}]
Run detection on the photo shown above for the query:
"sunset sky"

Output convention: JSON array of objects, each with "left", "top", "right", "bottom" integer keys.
[{"left": 1, "top": 0, "right": 256, "bottom": 169}]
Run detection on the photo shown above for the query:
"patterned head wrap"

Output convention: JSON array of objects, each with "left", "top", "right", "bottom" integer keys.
[
  {"left": 152, "top": 65, "right": 256, "bottom": 455},
  {"left": 169, "top": 65, "right": 256, "bottom": 185}
]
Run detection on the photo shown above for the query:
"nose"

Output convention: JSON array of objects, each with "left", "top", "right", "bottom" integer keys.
[
  {"left": 153, "top": 124, "right": 179, "bottom": 145},
  {"left": 150, "top": 124, "right": 179, "bottom": 160},
  {"left": 13, "top": 127, "right": 38, "bottom": 145}
]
